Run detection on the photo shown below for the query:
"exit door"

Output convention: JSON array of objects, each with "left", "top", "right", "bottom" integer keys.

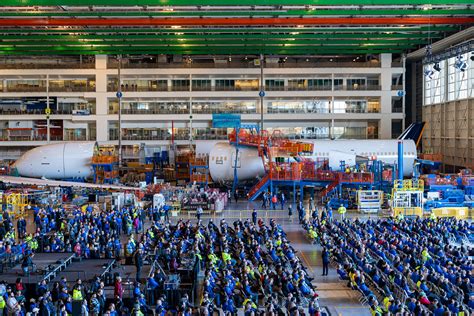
[{"left": 231, "top": 150, "right": 241, "bottom": 168}]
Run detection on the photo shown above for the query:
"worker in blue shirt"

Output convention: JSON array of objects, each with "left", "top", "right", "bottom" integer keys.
[{"left": 251, "top": 209, "right": 257, "bottom": 226}]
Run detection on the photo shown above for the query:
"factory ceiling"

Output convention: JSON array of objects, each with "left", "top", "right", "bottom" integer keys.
[{"left": 0, "top": 0, "right": 472, "bottom": 55}]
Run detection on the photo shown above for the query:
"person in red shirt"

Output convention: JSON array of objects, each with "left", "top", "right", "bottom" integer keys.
[
  {"left": 15, "top": 278, "right": 24, "bottom": 293},
  {"left": 114, "top": 276, "right": 124, "bottom": 299}
]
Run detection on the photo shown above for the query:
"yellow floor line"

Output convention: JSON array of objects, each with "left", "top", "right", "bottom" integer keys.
[{"left": 299, "top": 250, "right": 314, "bottom": 274}]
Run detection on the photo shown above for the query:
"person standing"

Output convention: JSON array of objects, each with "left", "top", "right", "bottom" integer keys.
[
  {"left": 114, "top": 276, "right": 124, "bottom": 300},
  {"left": 288, "top": 205, "right": 293, "bottom": 221},
  {"left": 234, "top": 190, "right": 239, "bottom": 204},
  {"left": 196, "top": 206, "right": 203, "bottom": 222},
  {"left": 326, "top": 204, "right": 333, "bottom": 223},
  {"left": 134, "top": 249, "right": 143, "bottom": 282},
  {"left": 280, "top": 192, "right": 285, "bottom": 210},
  {"left": 337, "top": 204, "right": 347, "bottom": 221},
  {"left": 271, "top": 194, "right": 277, "bottom": 210},
  {"left": 252, "top": 209, "right": 258, "bottom": 226},
  {"left": 322, "top": 247, "right": 330, "bottom": 276},
  {"left": 17, "top": 217, "right": 26, "bottom": 239},
  {"left": 163, "top": 205, "right": 170, "bottom": 222},
  {"left": 298, "top": 204, "right": 305, "bottom": 224},
  {"left": 262, "top": 192, "right": 267, "bottom": 209}
]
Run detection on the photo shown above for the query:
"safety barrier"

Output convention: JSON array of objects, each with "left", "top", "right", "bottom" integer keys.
[
  {"left": 190, "top": 174, "right": 207, "bottom": 183},
  {"left": 91, "top": 155, "right": 118, "bottom": 164},
  {"left": 189, "top": 157, "right": 208, "bottom": 166}
]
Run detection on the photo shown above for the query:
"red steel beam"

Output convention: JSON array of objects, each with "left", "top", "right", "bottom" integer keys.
[{"left": 0, "top": 17, "right": 472, "bottom": 26}]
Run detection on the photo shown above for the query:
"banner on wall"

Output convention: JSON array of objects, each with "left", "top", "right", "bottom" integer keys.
[{"left": 212, "top": 114, "right": 241, "bottom": 128}]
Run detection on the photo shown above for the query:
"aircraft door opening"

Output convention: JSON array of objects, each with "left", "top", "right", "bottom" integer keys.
[{"left": 231, "top": 150, "right": 241, "bottom": 168}]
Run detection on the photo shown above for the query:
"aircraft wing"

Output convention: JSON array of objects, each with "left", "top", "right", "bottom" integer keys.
[{"left": 0, "top": 175, "right": 140, "bottom": 191}]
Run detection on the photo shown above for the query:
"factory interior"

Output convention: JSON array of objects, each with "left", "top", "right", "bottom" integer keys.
[{"left": 0, "top": 1, "right": 473, "bottom": 316}]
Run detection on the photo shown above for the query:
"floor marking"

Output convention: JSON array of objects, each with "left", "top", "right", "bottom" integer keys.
[{"left": 299, "top": 250, "right": 314, "bottom": 274}]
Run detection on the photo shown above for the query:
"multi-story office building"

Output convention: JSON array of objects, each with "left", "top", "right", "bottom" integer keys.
[{"left": 0, "top": 53, "right": 404, "bottom": 160}]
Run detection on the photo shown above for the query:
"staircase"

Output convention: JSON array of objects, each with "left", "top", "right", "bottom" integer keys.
[
  {"left": 321, "top": 180, "right": 338, "bottom": 199},
  {"left": 248, "top": 174, "right": 270, "bottom": 201}
]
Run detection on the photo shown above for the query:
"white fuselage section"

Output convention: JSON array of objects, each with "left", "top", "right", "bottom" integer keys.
[
  {"left": 13, "top": 142, "right": 95, "bottom": 179},
  {"left": 205, "top": 139, "right": 416, "bottom": 183}
]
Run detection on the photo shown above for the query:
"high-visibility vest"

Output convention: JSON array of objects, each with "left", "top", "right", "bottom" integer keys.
[
  {"left": 242, "top": 299, "right": 257, "bottom": 309},
  {"left": 338, "top": 206, "right": 347, "bottom": 214},
  {"left": 208, "top": 253, "right": 218, "bottom": 264},
  {"left": 430, "top": 212, "right": 436, "bottom": 220},
  {"left": 0, "top": 296, "right": 5, "bottom": 309},
  {"left": 383, "top": 297, "right": 391, "bottom": 312},
  {"left": 371, "top": 306, "right": 383, "bottom": 316},
  {"left": 72, "top": 289, "right": 83, "bottom": 301},
  {"left": 222, "top": 252, "right": 231, "bottom": 263}
]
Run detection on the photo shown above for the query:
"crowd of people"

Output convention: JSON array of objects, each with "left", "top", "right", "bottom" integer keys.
[
  {"left": 0, "top": 201, "right": 320, "bottom": 315},
  {"left": 303, "top": 214, "right": 474, "bottom": 315}
]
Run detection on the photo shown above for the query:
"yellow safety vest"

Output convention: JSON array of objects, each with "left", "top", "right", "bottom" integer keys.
[
  {"left": 208, "top": 253, "right": 218, "bottom": 265},
  {"left": 0, "top": 296, "right": 5, "bottom": 309},
  {"left": 242, "top": 299, "right": 257, "bottom": 309},
  {"left": 421, "top": 250, "right": 430, "bottom": 262},
  {"left": 371, "top": 306, "right": 383, "bottom": 316},
  {"left": 383, "top": 297, "right": 391, "bottom": 311},
  {"left": 430, "top": 212, "right": 436, "bottom": 220},
  {"left": 222, "top": 252, "right": 231, "bottom": 263},
  {"left": 338, "top": 206, "right": 347, "bottom": 214},
  {"left": 72, "top": 289, "right": 83, "bottom": 301}
]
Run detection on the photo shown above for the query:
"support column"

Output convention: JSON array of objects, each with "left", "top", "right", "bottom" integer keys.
[
  {"left": 380, "top": 53, "right": 393, "bottom": 139},
  {"left": 95, "top": 55, "right": 109, "bottom": 142}
]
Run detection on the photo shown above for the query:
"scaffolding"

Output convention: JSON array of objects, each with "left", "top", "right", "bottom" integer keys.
[
  {"left": 391, "top": 179, "right": 424, "bottom": 217},
  {"left": 189, "top": 157, "right": 209, "bottom": 187},
  {"left": 4, "top": 192, "right": 28, "bottom": 218},
  {"left": 91, "top": 154, "right": 119, "bottom": 184}
]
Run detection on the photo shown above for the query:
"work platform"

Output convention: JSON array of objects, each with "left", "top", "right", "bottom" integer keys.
[
  {"left": 1, "top": 253, "right": 74, "bottom": 284},
  {"left": 248, "top": 165, "right": 377, "bottom": 202}
]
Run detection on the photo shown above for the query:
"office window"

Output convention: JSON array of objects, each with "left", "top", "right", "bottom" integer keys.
[
  {"left": 192, "top": 79, "right": 212, "bottom": 91},
  {"left": 447, "top": 54, "right": 468, "bottom": 101},
  {"left": 424, "top": 62, "right": 446, "bottom": 105},
  {"left": 288, "top": 79, "right": 307, "bottom": 90},
  {"left": 215, "top": 79, "right": 235, "bottom": 91},
  {"left": 171, "top": 79, "right": 190, "bottom": 91},
  {"left": 333, "top": 100, "right": 367, "bottom": 113},
  {"left": 265, "top": 79, "right": 285, "bottom": 91},
  {"left": 334, "top": 79, "right": 344, "bottom": 90},
  {"left": 347, "top": 78, "right": 366, "bottom": 90},
  {"left": 308, "top": 79, "right": 332, "bottom": 90}
]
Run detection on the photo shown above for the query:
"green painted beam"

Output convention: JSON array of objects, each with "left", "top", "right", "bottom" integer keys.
[
  {"left": 0, "top": 42, "right": 417, "bottom": 49},
  {"left": 0, "top": 33, "right": 439, "bottom": 40},
  {"left": 0, "top": 48, "right": 405, "bottom": 55},
  {"left": 1, "top": 0, "right": 472, "bottom": 6},
  {"left": 0, "top": 41, "right": 427, "bottom": 47},
  {"left": 0, "top": 26, "right": 456, "bottom": 33},
  {"left": 0, "top": 39, "right": 427, "bottom": 45},
  {"left": 0, "top": 9, "right": 470, "bottom": 17}
]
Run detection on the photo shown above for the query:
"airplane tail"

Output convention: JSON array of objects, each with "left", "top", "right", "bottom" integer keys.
[{"left": 397, "top": 122, "right": 426, "bottom": 147}]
